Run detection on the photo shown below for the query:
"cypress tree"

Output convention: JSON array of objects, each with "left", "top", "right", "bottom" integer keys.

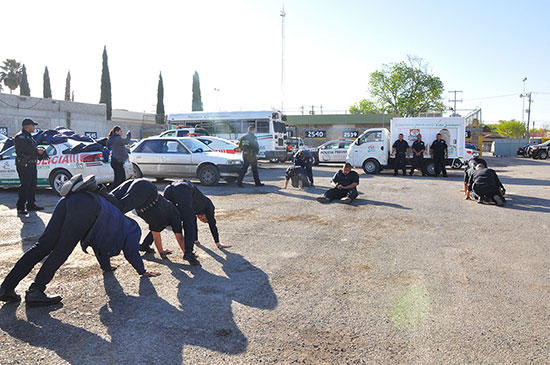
[
  {"left": 156, "top": 72, "right": 165, "bottom": 124},
  {"left": 65, "top": 71, "right": 71, "bottom": 101},
  {"left": 100, "top": 46, "right": 112, "bottom": 120},
  {"left": 192, "top": 71, "right": 203, "bottom": 111},
  {"left": 20, "top": 64, "right": 30, "bottom": 96},
  {"left": 43, "top": 66, "right": 52, "bottom": 98}
]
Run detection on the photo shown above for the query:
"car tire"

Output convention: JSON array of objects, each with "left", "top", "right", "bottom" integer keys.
[
  {"left": 362, "top": 159, "right": 380, "bottom": 174},
  {"left": 532, "top": 152, "right": 539, "bottom": 159},
  {"left": 132, "top": 164, "right": 143, "bottom": 178},
  {"left": 538, "top": 150, "right": 548, "bottom": 159},
  {"left": 426, "top": 162, "right": 436, "bottom": 176},
  {"left": 198, "top": 165, "right": 220, "bottom": 186},
  {"left": 451, "top": 160, "right": 463, "bottom": 169},
  {"left": 49, "top": 169, "right": 72, "bottom": 196}
]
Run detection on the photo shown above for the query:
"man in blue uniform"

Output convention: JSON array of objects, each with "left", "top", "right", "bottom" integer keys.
[
  {"left": 163, "top": 180, "right": 231, "bottom": 252},
  {"left": 110, "top": 179, "right": 194, "bottom": 263},
  {"left": 293, "top": 149, "right": 315, "bottom": 186},
  {"left": 465, "top": 164, "right": 506, "bottom": 206},
  {"left": 0, "top": 187, "right": 160, "bottom": 306},
  {"left": 237, "top": 126, "right": 264, "bottom": 187},
  {"left": 409, "top": 134, "right": 427, "bottom": 176},
  {"left": 392, "top": 134, "right": 409, "bottom": 176},
  {"left": 430, "top": 133, "right": 448, "bottom": 177},
  {"left": 283, "top": 166, "right": 310, "bottom": 189},
  {"left": 14, "top": 118, "right": 46, "bottom": 215},
  {"left": 316, "top": 163, "right": 359, "bottom": 204}
]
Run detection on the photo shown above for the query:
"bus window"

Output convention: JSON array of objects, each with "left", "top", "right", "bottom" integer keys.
[
  {"left": 230, "top": 120, "right": 243, "bottom": 134},
  {"left": 257, "top": 120, "right": 270, "bottom": 133},
  {"left": 244, "top": 120, "right": 256, "bottom": 132}
]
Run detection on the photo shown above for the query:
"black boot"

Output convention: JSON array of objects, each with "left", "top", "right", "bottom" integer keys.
[
  {"left": 27, "top": 205, "right": 44, "bottom": 211},
  {"left": 183, "top": 252, "right": 201, "bottom": 266},
  {"left": 25, "top": 288, "right": 62, "bottom": 307},
  {"left": 0, "top": 287, "right": 21, "bottom": 302}
]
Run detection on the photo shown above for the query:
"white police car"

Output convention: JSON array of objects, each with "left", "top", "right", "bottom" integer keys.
[
  {"left": 309, "top": 139, "right": 354, "bottom": 165},
  {"left": 0, "top": 140, "right": 133, "bottom": 195}
]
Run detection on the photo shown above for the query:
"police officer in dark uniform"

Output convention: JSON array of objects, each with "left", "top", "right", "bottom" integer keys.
[
  {"left": 293, "top": 149, "right": 315, "bottom": 186},
  {"left": 430, "top": 133, "right": 448, "bottom": 177},
  {"left": 0, "top": 182, "right": 160, "bottom": 306},
  {"left": 14, "top": 118, "right": 46, "bottom": 215},
  {"left": 110, "top": 179, "right": 196, "bottom": 264},
  {"left": 237, "top": 125, "right": 264, "bottom": 187},
  {"left": 164, "top": 180, "right": 232, "bottom": 251},
  {"left": 409, "top": 134, "right": 427, "bottom": 176},
  {"left": 316, "top": 163, "right": 359, "bottom": 204},
  {"left": 465, "top": 164, "right": 506, "bottom": 206},
  {"left": 463, "top": 157, "right": 487, "bottom": 196},
  {"left": 392, "top": 133, "right": 409, "bottom": 176}
]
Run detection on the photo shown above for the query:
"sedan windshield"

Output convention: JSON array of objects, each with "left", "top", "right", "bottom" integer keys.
[{"left": 180, "top": 138, "right": 212, "bottom": 153}]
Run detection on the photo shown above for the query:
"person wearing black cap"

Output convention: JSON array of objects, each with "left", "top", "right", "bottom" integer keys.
[
  {"left": 14, "top": 118, "right": 46, "bottom": 215},
  {"left": 163, "top": 180, "right": 231, "bottom": 252}
]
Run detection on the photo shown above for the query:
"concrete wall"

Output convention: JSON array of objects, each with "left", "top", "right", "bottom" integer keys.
[
  {"left": 0, "top": 93, "right": 165, "bottom": 139},
  {"left": 492, "top": 138, "right": 529, "bottom": 156}
]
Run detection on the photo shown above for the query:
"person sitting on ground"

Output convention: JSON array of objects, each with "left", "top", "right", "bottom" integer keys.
[
  {"left": 283, "top": 166, "right": 311, "bottom": 189},
  {"left": 0, "top": 175, "right": 160, "bottom": 307},
  {"left": 293, "top": 149, "right": 315, "bottom": 186},
  {"left": 465, "top": 163, "right": 506, "bottom": 206},
  {"left": 463, "top": 156, "right": 487, "bottom": 196},
  {"left": 316, "top": 163, "right": 359, "bottom": 204}
]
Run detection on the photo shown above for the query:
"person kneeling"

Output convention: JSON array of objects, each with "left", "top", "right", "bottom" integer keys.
[
  {"left": 316, "top": 163, "right": 359, "bottom": 204},
  {"left": 465, "top": 163, "right": 506, "bottom": 206},
  {"left": 283, "top": 166, "right": 310, "bottom": 190}
]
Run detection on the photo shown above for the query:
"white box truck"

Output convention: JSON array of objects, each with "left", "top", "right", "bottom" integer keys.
[{"left": 346, "top": 117, "right": 466, "bottom": 175}]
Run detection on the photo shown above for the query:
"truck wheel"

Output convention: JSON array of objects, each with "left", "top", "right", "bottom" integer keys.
[
  {"left": 198, "top": 165, "right": 220, "bottom": 186},
  {"left": 426, "top": 162, "right": 436, "bottom": 176},
  {"left": 532, "top": 153, "right": 539, "bottom": 159},
  {"left": 451, "top": 160, "right": 463, "bottom": 169},
  {"left": 49, "top": 169, "right": 72, "bottom": 196},
  {"left": 362, "top": 159, "right": 380, "bottom": 174},
  {"left": 132, "top": 164, "right": 143, "bottom": 178},
  {"left": 538, "top": 150, "right": 548, "bottom": 159}
]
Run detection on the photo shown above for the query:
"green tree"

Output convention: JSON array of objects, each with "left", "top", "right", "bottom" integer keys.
[
  {"left": 192, "top": 71, "right": 203, "bottom": 111},
  {"left": 156, "top": 72, "right": 165, "bottom": 124},
  {"left": 43, "top": 66, "right": 52, "bottom": 98},
  {"left": 20, "top": 64, "right": 31, "bottom": 96},
  {"left": 0, "top": 59, "right": 22, "bottom": 94},
  {"left": 495, "top": 119, "right": 526, "bottom": 138},
  {"left": 100, "top": 46, "right": 112, "bottom": 120},
  {"left": 65, "top": 71, "right": 71, "bottom": 101},
  {"left": 349, "top": 99, "right": 379, "bottom": 114},
  {"left": 350, "top": 56, "right": 445, "bottom": 117},
  {"left": 482, "top": 124, "right": 498, "bottom": 133}
]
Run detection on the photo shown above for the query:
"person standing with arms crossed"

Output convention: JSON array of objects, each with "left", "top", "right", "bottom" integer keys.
[
  {"left": 237, "top": 125, "right": 264, "bottom": 187},
  {"left": 391, "top": 133, "right": 409, "bottom": 176},
  {"left": 14, "top": 118, "right": 46, "bottom": 215},
  {"left": 107, "top": 126, "right": 131, "bottom": 190},
  {"left": 409, "top": 134, "right": 427, "bottom": 176},
  {"left": 430, "top": 133, "right": 448, "bottom": 177}
]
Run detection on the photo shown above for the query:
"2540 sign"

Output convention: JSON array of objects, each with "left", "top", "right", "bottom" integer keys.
[{"left": 306, "top": 130, "right": 326, "bottom": 138}]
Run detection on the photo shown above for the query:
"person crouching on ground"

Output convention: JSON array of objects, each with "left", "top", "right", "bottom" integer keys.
[
  {"left": 283, "top": 166, "right": 310, "bottom": 190},
  {"left": 316, "top": 163, "right": 359, "bottom": 204},
  {"left": 465, "top": 163, "right": 506, "bottom": 206}
]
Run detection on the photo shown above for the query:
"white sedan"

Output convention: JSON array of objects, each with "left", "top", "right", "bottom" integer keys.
[
  {"left": 0, "top": 140, "right": 133, "bottom": 195},
  {"left": 194, "top": 136, "right": 241, "bottom": 154}
]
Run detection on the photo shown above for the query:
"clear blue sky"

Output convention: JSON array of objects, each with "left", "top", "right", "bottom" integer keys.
[{"left": 2, "top": 0, "right": 549, "bottom": 125}]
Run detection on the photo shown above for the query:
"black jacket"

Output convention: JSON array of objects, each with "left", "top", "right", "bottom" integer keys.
[{"left": 14, "top": 129, "right": 39, "bottom": 166}]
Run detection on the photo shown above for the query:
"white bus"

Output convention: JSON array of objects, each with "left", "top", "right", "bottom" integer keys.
[{"left": 167, "top": 110, "right": 288, "bottom": 161}]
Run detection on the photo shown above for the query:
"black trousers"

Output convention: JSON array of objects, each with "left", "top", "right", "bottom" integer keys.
[
  {"left": 237, "top": 158, "right": 261, "bottom": 185},
  {"left": 110, "top": 158, "right": 126, "bottom": 190},
  {"left": 433, "top": 155, "right": 447, "bottom": 177},
  {"left": 410, "top": 155, "right": 426, "bottom": 175},
  {"left": 1, "top": 193, "right": 98, "bottom": 292},
  {"left": 324, "top": 187, "right": 358, "bottom": 202},
  {"left": 394, "top": 153, "right": 407, "bottom": 175},
  {"left": 472, "top": 184, "right": 504, "bottom": 202},
  {"left": 16, "top": 163, "right": 37, "bottom": 210}
]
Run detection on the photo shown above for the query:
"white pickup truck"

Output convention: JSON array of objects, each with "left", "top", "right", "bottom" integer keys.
[{"left": 346, "top": 117, "right": 466, "bottom": 175}]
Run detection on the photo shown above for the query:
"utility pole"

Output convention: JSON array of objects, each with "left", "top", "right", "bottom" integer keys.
[
  {"left": 214, "top": 88, "right": 220, "bottom": 111},
  {"left": 522, "top": 77, "right": 527, "bottom": 127},
  {"left": 520, "top": 92, "right": 533, "bottom": 140},
  {"left": 310, "top": 105, "right": 315, "bottom": 115},
  {"left": 448, "top": 90, "right": 463, "bottom": 116},
  {"left": 280, "top": 6, "right": 286, "bottom": 113}
]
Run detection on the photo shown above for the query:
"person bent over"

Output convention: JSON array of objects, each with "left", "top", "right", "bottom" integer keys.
[
  {"left": 316, "top": 163, "right": 359, "bottom": 204},
  {"left": 463, "top": 157, "right": 487, "bottom": 196},
  {"left": 294, "top": 149, "right": 315, "bottom": 186},
  {"left": 283, "top": 166, "right": 310, "bottom": 189},
  {"left": 0, "top": 182, "right": 159, "bottom": 307},
  {"left": 465, "top": 163, "right": 506, "bottom": 206}
]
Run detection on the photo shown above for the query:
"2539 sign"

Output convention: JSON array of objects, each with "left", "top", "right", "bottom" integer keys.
[
  {"left": 343, "top": 131, "right": 358, "bottom": 139},
  {"left": 306, "top": 130, "right": 326, "bottom": 139}
]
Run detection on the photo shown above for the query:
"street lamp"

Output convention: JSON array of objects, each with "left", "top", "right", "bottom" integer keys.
[{"left": 520, "top": 91, "right": 532, "bottom": 140}]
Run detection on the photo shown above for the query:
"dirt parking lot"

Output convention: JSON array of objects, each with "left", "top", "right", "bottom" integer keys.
[{"left": 0, "top": 157, "right": 549, "bottom": 364}]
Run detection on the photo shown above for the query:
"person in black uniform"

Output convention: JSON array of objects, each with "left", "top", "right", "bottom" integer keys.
[
  {"left": 316, "top": 163, "right": 359, "bottom": 204},
  {"left": 283, "top": 166, "right": 310, "bottom": 189},
  {"left": 463, "top": 157, "right": 487, "bottom": 196},
  {"left": 0, "top": 188, "right": 160, "bottom": 306},
  {"left": 110, "top": 179, "right": 196, "bottom": 264},
  {"left": 430, "top": 133, "right": 448, "bottom": 177},
  {"left": 14, "top": 118, "right": 46, "bottom": 215},
  {"left": 237, "top": 126, "right": 264, "bottom": 187},
  {"left": 409, "top": 134, "right": 427, "bottom": 176},
  {"left": 164, "top": 180, "right": 232, "bottom": 252},
  {"left": 392, "top": 134, "right": 409, "bottom": 176},
  {"left": 465, "top": 164, "right": 506, "bottom": 206}
]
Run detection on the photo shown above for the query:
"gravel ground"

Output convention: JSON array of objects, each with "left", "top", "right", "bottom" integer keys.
[{"left": 0, "top": 157, "right": 548, "bottom": 364}]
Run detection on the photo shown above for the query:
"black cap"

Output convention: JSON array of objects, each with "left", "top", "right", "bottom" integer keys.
[{"left": 22, "top": 118, "right": 38, "bottom": 127}]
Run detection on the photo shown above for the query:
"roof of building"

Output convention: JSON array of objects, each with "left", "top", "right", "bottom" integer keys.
[{"left": 285, "top": 113, "right": 396, "bottom": 126}]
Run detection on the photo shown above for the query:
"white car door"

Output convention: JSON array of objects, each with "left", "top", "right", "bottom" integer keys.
[
  {"left": 319, "top": 142, "right": 340, "bottom": 162},
  {"left": 0, "top": 147, "right": 18, "bottom": 185},
  {"left": 159, "top": 139, "right": 193, "bottom": 177},
  {"left": 132, "top": 140, "right": 163, "bottom": 176},
  {"left": 359, "top": 130, "right": 387, "bottom": 165}
]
